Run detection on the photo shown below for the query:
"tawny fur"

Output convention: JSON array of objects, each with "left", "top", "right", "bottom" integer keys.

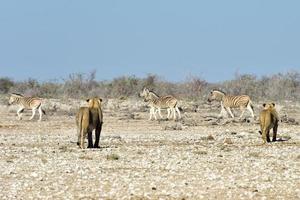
[
  {"left": 76, "top": 97, "right": 103, "bottom": 149},
  {"left": 259, "top": 103, "right": 279, "bottom": 144}
]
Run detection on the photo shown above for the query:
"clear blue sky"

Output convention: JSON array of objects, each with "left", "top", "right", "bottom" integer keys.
[{"left": 0, "top": 0, "right": 299, "bottom": 82}]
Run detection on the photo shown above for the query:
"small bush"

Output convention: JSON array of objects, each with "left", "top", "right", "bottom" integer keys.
[
  {"left": 109, "top": 75, "right": 140, "bottom": 98},
  {"left": 0, "top": 77, "right": 14, "bottom": 94},
  {"left": 106, "top": 153, "right": 120, "bottom": 161}
]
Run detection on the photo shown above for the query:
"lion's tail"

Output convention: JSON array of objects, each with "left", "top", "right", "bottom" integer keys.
[{"left": 77, "top": 111, "right": 84, "bottom": 147}]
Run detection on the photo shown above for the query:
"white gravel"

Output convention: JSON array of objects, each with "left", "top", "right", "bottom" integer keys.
[{"left": 0, "top": 100, "right": 299, "bottom": 199}]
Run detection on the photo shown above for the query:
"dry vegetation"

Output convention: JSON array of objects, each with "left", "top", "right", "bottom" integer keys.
[
  {"left": 1, "top": 71, "right": 300, "bottom": 101},
  {"left": 0, "top": 71, "right": 300, "bottom": 199}
]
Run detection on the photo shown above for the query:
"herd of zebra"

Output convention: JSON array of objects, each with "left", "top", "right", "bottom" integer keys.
[
  {"left": 139, "top": 88, "right": 255, "bottom": 121},
  {"left": 7, "top": 88, "right": 255, "bottom": 122}
]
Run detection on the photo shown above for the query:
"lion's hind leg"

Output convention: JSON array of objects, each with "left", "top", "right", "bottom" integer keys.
[
  {"left": 272, "top": 123, "right": 278, "bottom": 142},
  {"left": 94, "top": 125, "right": 102, "bottom": 148},
  {"left": 87, "top": 131, "right": 93, "bottom": 148}
]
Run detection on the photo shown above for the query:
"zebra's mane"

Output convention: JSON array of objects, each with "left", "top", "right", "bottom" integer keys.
[
  {"left": 148, "top": 90, "right": 160, "bottom": 98},
  {"left": 212, "top": 89, "right": 226, "bottom": 95},
  {"left": 11, "top": 93, "right": 24, "bottom": 97}
]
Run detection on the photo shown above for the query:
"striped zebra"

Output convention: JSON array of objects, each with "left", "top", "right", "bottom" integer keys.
[
  {"left": 8, "top": 93, "right": 46, "bottom": 121},
  {"left": 139, "top": 88, "right": 181, "bottom": 120},
  {"left": 208, "top": 89, "right": 254, "bottom": 119}
]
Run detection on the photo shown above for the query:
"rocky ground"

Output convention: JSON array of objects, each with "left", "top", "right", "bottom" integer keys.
[{"left": 0, "top": 98, "right": 299, "bottom": 199}]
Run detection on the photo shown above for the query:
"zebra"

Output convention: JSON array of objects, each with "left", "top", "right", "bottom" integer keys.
[
  {"left": 207, "top": 89, "right": 254, "bottom": 119},
  {"left": 139, "top": 88, "right": 181, "bottom": 120},
  {"left": 8, "top": 93, "right": 46, "bottom": 121}
]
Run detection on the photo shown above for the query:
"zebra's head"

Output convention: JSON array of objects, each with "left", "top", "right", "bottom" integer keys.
[
  {"left": 8, "top": 93, "right": 22, "bottom": 105},
  {"left": 139, "top": 88, "right": 150, "bottom": 100},
  {"left": 139, "top": 88, "right": 159, "bottom": 102},
  {"left": 208, "top": 90, "right": 225, "bottom": 102}
]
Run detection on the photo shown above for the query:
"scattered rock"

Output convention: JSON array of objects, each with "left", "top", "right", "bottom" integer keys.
[
  {"left": 106, "top": 153, "right": 120, "bottom": 161},
  {"left": 193, "top": 150, "right": 208, "bottom": 155},
  {"left": 281, "top": 115, "right": 299, "bottom": 125},
  {"left": 200, "top": 134, "right": 215, "bottom": 141},
  {"left": 163, "top": 123, "right": 184, "bottom": 130},
  {"left": 223, "top": 138, "right": 233, "bottom": 145}
]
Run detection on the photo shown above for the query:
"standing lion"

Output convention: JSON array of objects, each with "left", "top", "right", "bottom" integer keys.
[
  {"left": 259, "top": 103, "right": 279, "bottom": 144},
  {"left": 76, "top": 97, "right": 103, "bottom": 149}
]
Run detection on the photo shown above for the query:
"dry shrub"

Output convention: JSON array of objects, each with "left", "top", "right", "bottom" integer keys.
[
  {"left": 0, "top": 77, "right": 14, "bottom": 94},
  {"left": 9, "top": 78, "right": 41, "bottom": 96},
  {"left": 1, "top": 70, "right": 299, "bottom": 101},
  {"left": 62, "top": 71, "right": 99, "bottom": 98},
  {"left": 106, "top": 153, "right": 120, "bottom": 161},
  {"left": 109, "top": 75, "right": 140, "bottom": 98}
]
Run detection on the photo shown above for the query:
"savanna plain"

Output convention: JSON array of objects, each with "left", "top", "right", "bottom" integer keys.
[{"left": 0, "top": 97, "right": 299, "bottom": 199}]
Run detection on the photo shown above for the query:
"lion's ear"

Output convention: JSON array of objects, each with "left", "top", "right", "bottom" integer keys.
[{"left": 262, "top": 103, "right": 266, "bottom": 107}]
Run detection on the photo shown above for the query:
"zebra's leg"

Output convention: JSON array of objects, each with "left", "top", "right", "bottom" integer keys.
[
  {"left": 239, "top": 107, "right": 246, "bottom": 119},
  {"left": 226, "top": 107, "right": 235, "bottom": 118},
  {"left": 218, "top": 109, "right": 223, "bottom": 118},
  {"left": 158, "top": 108, "right": 163, "bottom": 119},
  {"left": 38, "top": 106, "right": 43, "bottom": 121},
  {"left": 247, "top": 104, "right": 255, "bottom": 118},
  {"left": 173, "top": 108, "right": 176, "bottom": 120},
  {"left": 167, "top": 108, "right": 171, "bottom": 119},
  {"left": 149, "top": 107, "right": 156, "bottom": 120},
  {"left": 218, "top": 102, "right": 225, "bottom": 118},
  {"left": 149, "top": 108, "right": 153, "bottom": 120},
  {"left": 17, "top": 107, "right": 24, "bottom": 120},
  {"left": 29, "top": 108, "right": 37, "bottom": 120},
  {"left": 153, "top": 108, "right": 157, "bottom": 120},
  {"left": 218, "top": 107, "right": 227, "bottom": 118},
  {"left": 175, "top": 106, "right": 181, "bottom": 119}
]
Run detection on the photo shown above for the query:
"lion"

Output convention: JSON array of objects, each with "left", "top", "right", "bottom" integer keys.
[
  {"left": 259, "top": 103, "right": 279, "bottom": 144},
  {"left": 76, "top": 97, "right": 103, "bottom": 149}
]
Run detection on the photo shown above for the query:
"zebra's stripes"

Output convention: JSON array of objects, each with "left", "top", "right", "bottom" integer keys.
[
  {"left": 208, "top": 90, "right": 254, "bottom": 119},
  {"left": 139, "top": 88, "right": 181, "bottom": 120},
  {"left": 8, "top": 93, "right": 46, "bottom": 121}
]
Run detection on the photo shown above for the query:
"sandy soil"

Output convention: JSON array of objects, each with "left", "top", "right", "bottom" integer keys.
[{"left": 0, "top": 99, "right": 299, "bottom": 199}]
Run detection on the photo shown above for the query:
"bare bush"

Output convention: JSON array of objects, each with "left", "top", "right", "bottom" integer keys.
[
  {"left": 1, "top": 70, "right": 299, "bottom": 101},
  {"left": 215, "top": 71, "right": 300, "bottom": 101},
  {"left": 0, "top": 77, "right": 14, "bottom": 94},
  {"left": 62, "top": 71, "right": 99, "bottom": 98},
  {"left": 9, "top": 78, "right": 40, "bottom": 96},
  {"left": 109, "top": 75, "right": 140, "bottom": 98},
  {"left": 179, "top": 76, "right": 208, "bottom": 100},
  {"left": 142, "top": 74, "right": 157, "bottom": 90}
]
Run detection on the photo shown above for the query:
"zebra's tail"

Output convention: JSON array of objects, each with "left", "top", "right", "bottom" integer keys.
[
  {"left": 173, "top": 101, "right": 183, "bottom": 111},
  {"left": 37, "top": 104, "right": 46, "bottom": 115}
]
